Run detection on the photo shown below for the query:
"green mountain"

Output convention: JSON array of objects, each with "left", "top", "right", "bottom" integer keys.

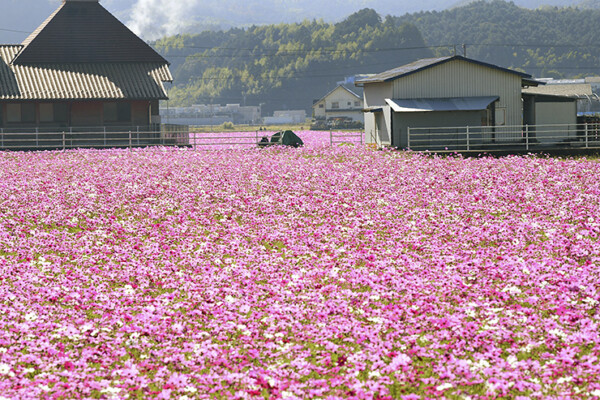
[
  {"left": 394, "top": 0, "right": 600, "bottom": 78},
  {"left": 155, "top": 9, "right": 433, "bottom": 111}
]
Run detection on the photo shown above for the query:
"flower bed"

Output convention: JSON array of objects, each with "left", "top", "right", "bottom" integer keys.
[{"left": 0, "top": 144, "right": 599, "bottom": 399}]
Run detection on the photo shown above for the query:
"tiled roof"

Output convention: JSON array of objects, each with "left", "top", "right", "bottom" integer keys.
[
  {"left": 14, "top": 1, "right": 168, "bottom": 65},
  {"left": 0, "top": 46, "right": 172, "bottom": 100},
  {"left": 356, "top": 56, "right": 532, "bottom": 84}
]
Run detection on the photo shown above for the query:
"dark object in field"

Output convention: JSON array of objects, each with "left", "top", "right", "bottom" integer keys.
[
  {"left": 259, "top": 130, "right": 304, "bottom": 148},
  {"left": 258, "top": 136, "right": 270, "bottom": 148}
]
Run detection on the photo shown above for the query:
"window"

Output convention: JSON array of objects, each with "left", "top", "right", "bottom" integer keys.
[
  {"left": 318, "top": 104, "right": 324, "bottom": 108},
  {"left": 40, "top": 103, "right": 54, "bottom": 122},
  {"left": 21, "top": 104, "right": 35, "bottom": 123},
  {"left": 54, "top": 103, "right": 68, "bottom": 123},
  {"left": 104, "top": 102, "right": 131, "bottom": 123},
  {"left": 495, "top": 108, "right": 506, "bottom": 126},
  {"left": 6, "top": 103, "right": 35, "bottom": 123},
  {"left": 347, "top": 101, "right": 352, "bottom": 106},
  {"left": 354, "top": 101, "right": 361, "bottom": 107},
  {"left": 6, "top": 104, "right": 20, "bottom": 123},
  {"left": 331, "top": 102, "right": 339, "bottom": 109}
]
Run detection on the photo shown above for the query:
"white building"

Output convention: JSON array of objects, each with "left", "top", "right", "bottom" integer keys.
[{"left": 312, "top": 85, "right": 364, "bottom": 123}]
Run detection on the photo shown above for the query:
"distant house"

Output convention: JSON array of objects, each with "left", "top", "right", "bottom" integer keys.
[
  {"left": 264, "top": 110, "right": 307, "bottom": 125},
  {"left": 356, "top": 56, "right": 577, "bottom": 148},
  {"left": 312, "top": 85, "right": 364, "bottom": 123},
  {"left": 0, "top": 0, "right": 174, "bottom": 148}
]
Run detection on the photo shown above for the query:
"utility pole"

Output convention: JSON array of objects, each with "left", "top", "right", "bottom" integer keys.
[{"left": 463, "top": 44, "right": 467, "bottom": 58}]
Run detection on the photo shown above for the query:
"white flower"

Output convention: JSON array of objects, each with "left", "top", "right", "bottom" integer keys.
[
  {"left": 436, "top": 383, "right": 453, "bottom": 391},
  {"left": 281, "top": 391, "right": 295, "bottom": 399},
  {"left": 556, "top": 376, "right": 573, "bottom": 384},
  {"left": 368, "top": 371, "right": 382, "bottom": 378},
  {"left": 24, "top": 312, "right": 38, "bottom": 321},
  {"left": 183, "top": 387, "right": 198, "bottom": 393},
  {"left": 123, "top": 285, "right": 135, "bottom": 295},
  {"left": 0, "top": 364, "right": 10, "bottom": 375},
  {"left": 224, "top": 295, "right": 237, "bottom": 304},
  {"left": 369, "top": 294, "right": 380, "bottom": 301},
  {"left": 590, "top": 390, "right": 600, "bottom": 396},
  {"left": 502, "top": 286, "right": 522, "bottom": 295}
]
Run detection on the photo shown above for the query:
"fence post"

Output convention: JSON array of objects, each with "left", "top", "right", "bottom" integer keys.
[
  {"left": 585, "top": 123, "right": 589, "bottom": 149},
  {"left": 407, "top": 127, "right": 411, "bottom": 149},
  {"left": 36, "top": 127, "right": 39, "bottom": 148},
  {"left": 62, "top": 131, "right": 66, "bottom": 150},
  {"left": 137, "top": 126, "right": 140, "bottom": 145},
  {"left": 330, "top": 129, "right": 333, "bottom": 146},
  {"left": 1, "top": 128, "right": 3, "bottom": 148},
  {"left": 103, "top": 127, "right": 106, "bottom": 147},
  {"left": 129, "top": 131, "right": 132, "bottom": 150},
  {"left": 525, "top": 125, "right": 529, "bottom": 151},
  {"left": 466, "top": 126, "right": 470, "bottom": 151}
]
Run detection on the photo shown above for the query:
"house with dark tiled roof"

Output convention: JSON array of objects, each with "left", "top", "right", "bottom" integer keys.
[{"left": 0, "top": 0, "right": 174, "bottom": 148}]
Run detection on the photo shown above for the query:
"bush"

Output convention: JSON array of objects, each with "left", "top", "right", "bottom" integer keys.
[{"left": 221, "top": 121, "right": 235, "bottom": 130}]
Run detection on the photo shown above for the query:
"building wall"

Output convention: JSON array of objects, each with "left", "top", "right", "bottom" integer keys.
[
  {"left": 394, "top": 110, "right": 487, "bottom": 148},
  {"left": 392, "top": 59, "right": 523, "bottom": 127},
  {"left": 0, "top": 100, "right": 152, "bottom": 128},
  {"left": 534, "top": 101, "right": 578, "bottom": 144},
  {"left": 313, "top": 86, "right": 363, "bottom": 121},
  {"left": 362, "top": 59, "right": 524, "bottom": 146},
  {"left": 325, "top": 110, "right": 364, "bottom": 123},
  {"left": 362, "top": 83, "right": 393, "bottom": 142}
]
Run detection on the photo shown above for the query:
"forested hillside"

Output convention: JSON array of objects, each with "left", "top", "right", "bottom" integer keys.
[
  {"left": 155, "top": 1, "right": 600, "bottom": 110},
  {"left": 395, "top": 0, "right": 600, "bottom": 78},
  {"left": 154, "top": 10, "right": 433, "bottom": 110}
]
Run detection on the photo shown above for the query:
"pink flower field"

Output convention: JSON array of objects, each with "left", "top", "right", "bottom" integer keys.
[{"left": 0, "top": 137, "right": 599, "bottom": 399}]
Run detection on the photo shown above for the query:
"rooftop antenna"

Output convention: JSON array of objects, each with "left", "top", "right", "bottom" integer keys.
[
  {"left": 463, "top": 44, "right": 467, "bottom": 58},
  {"left": 453, "top": 45, "right": 457, "bottom": 56}
]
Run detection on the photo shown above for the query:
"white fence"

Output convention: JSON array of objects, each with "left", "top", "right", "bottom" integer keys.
[
  {"left": 330, "top": 130, "right": 364, "bottom": 146},
  {"left": 407, "top": 123, "right": 600, "bottom": 152}
]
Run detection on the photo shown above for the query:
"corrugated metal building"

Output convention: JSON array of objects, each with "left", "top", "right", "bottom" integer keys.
[
  {"left": 0, "top": 0, "right": 172, "bottom": 137},
  {"left": 357, "top": 56, "right": 570, "bottom": 148}
]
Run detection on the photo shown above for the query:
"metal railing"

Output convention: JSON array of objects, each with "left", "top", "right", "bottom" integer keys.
[
  {"left": 0, "top": 127, "right": 190, "bottom": 150},
  {"left": 407, "top": 123, "right": 600, "bottom": 152},
  {"left": 330, "top": 130, "right": 364, "bottom": 146}
]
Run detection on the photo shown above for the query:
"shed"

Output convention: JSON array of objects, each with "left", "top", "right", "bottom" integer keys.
[{"left": 356, "top": 56, "right": 559, "bottom": 148}]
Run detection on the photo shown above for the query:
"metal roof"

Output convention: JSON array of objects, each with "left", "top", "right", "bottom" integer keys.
[
  {"left": 0, "top": 46, "right": 172, "bottom": 100},
  {"left": 356, "top": 56, "right": 533, "bottom": 85},
  {"left": 14, "top": 0, "right": 168, "bottom": 65},
  {"left": 385, "top": 96, "right": 499, "bottom": 113},
  {"left": 523, "top": 84, "right": 593, "bottom": 99}
]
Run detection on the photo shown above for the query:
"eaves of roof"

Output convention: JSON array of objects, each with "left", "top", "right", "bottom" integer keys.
[{"left": 356, "top": 56, "right": 533, "bottom": 85}]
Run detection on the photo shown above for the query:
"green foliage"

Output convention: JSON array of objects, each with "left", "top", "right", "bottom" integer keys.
[
  {"left": 154, "top": 10, "right": 432, "bottom": 109},
  {"left": 394, "top": 0, "right": 600, "bottom": 78}
]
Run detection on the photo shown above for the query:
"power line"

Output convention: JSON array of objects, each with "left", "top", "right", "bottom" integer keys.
[{"left": 0, "top": 28, "right": 31, "bottom": 34}]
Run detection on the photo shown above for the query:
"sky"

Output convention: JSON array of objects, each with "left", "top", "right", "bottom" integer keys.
[{"left": 0, "top": 0, "right": 584, "bottom": 43}]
